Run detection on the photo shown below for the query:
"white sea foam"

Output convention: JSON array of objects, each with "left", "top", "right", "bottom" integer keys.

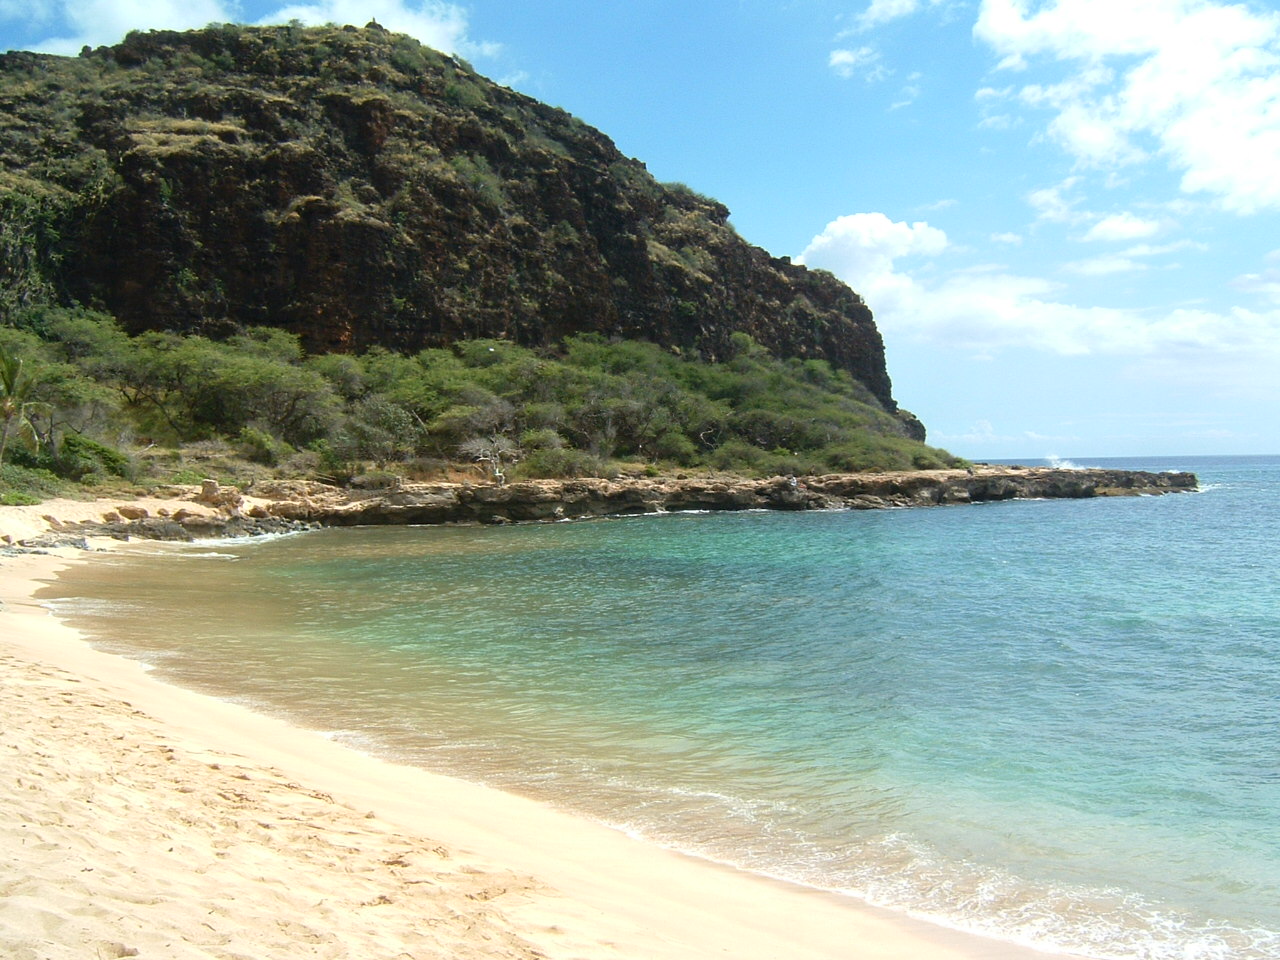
[
  {"left": 181, "top": 528, "right": 313, "bottom": 548},
  {"left": 42, "top": 596, "right": 138, "bottom": 616},
  {"left": 570, "top": 809, "right": 1280, "bottom": 960},
  {"left": 1045, "top": 454, "right": 1083, "bottom": 470}
]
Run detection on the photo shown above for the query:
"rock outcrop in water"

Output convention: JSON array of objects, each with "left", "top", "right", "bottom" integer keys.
[{"left": 286, "top": 467, "right": 1200, "bottom": 525}]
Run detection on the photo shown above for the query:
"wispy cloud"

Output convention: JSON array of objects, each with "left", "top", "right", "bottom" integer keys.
[
  {"left": 975, "top": 0, "right": 1280, "bottom": 214},
  {"left": 1082, "top": 212, "right": 1161, "bottom": 243},
  {"left": 851, "top": 0, "right": 951, "bottom": 33},
  {"left": 6, "top": 0, "right": 490, "bottom": 57},
  {"left": 856, "top": 0, "right": 923, "bottom": 31},
  {"left": 19, "top": 0, "right": 233, "bottom": 53},
  {"left": 1232, "top": 251, "right": 1280, "bottom": 302},
  {"left": 261, "top": 0, "right": 492, "bottom": 57},
  {"left": 798, "top": 210, "right": 1280, "bottom": 365},
  {"left": 1027, "top": 177, "right": 1090, "bottom": 224},
  {"left": 829, "top": 45, "right": 888, "bottom": 81},
  {"left": 1062, "top": 255, "right": 1146, "bottom": 276},
  {"left": 934, "top": 419, "right": 1082, "bottom": 452},
  {"left": 1065, "top": 238, "right": 1204, "bottom": 275},
  {"left": 0, "top": 0, "right": 57, "bottom": 26}
]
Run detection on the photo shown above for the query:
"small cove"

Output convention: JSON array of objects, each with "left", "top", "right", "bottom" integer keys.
[{"left": 41, "top": 455, "right": 1280, "bottom": 960}]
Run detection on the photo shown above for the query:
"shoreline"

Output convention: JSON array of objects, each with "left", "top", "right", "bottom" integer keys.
[
  {"left": 0, "top": 543, "right": 1081, "bottom": 960},
  {"left": 0, "top": 465, "right": 1198, "bottom": 548}
]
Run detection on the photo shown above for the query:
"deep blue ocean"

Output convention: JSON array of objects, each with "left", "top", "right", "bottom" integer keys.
[{"left": 45, "top": 455, "right": 1280, "bottom": 959}]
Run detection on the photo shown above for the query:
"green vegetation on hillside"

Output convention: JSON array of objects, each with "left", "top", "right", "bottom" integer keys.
[
  {"left": 0, "top": 307, "right": 959, "bottom": 500},
  {"left": 0, "top": 22, "right": 899, "bottom": 414}
]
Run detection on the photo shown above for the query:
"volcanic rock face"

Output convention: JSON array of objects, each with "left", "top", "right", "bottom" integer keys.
[{"left": 0, "top": 23, "right": 914, "bottom": 432}]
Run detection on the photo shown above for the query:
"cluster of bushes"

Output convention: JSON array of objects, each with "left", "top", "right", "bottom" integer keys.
[{"left": 0, "top": 306, "right": 960, "bottom": 501}]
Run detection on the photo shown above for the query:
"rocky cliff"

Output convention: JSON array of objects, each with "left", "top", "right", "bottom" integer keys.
[{"left": 0, "top": 22, "right": 917, "bottom": 434}]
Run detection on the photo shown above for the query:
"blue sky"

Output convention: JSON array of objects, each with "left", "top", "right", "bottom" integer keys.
[{"left": 4, "top": 1, "right": 1279, "bottom": 459}]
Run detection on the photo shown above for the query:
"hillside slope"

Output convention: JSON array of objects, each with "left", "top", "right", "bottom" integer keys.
[{"left": 0, "top": 22, "right": 922, "bottom": 438}]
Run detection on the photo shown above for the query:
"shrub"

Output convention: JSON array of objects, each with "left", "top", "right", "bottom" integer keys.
[
  {"left": 649, "top": 430, "right": 696, "bottom": 465},
  {"left": 350, "top": 469, "right": 399, "bottom": 489},
  {"left": 401, "top": 456, "right": 450, "bottom": 480},
  {"left": 708, "top": 439, "right": 770, "bottom": 473},
  {"left": 0, "top": 462, "right": 66, "bottom": 502},
  {"left": 309, "top": 438, "right": 358, "bottom": 484},
  {"left": 519, "top": 447, "right": 612, "bottom": 479},
  {"left": 167, "top": 467, "right": 209, "bottom": 485},
  {"left": 0, "top": 489, "right": 42, "bottom": 506},
  {"left": 238, "top": 425, "right": 293, "bottom": 466},
  {"left": 57, "top": 432, "right": 131, "bottom": 479},
  {"left": 519, "top": 427, "right": 565, "bottom": 451},
  {"left": 8, "top": 432, "right": 131, "bottom": 481}
]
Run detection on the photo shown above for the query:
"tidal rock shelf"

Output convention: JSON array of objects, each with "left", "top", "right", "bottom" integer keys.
[
  {"left": 4, "top": 467, "right": 1198, "bottom": 548},
  {"left": 311, "top": 466, "right": 1199, "bottom": 526}
]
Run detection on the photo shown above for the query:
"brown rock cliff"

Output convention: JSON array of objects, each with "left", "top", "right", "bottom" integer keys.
[{"left": 0, "top": 23, "right": 917, "bottom": 435}]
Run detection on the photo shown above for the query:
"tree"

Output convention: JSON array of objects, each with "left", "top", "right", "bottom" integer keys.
[
  {"left": 459, "top": 434, "right": 520, "bottom": 484},
  {"left": 0, "top": 349, "right": 42, "bottom": 466}
]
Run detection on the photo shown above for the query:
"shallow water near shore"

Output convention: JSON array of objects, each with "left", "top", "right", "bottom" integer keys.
[{"left": 42, "top": 455, "right": 1280, "bottom": 959}]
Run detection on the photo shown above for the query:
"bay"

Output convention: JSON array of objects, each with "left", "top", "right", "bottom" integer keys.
[{"left": 44, "top": 455, "right": 1280, "bottom": 959}]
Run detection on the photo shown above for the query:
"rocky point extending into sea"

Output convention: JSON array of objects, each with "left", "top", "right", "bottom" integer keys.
[{"left": 1, "top": 466, "right": 1198, "bottom": 550}]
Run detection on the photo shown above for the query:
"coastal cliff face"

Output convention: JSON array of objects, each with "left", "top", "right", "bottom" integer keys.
[{"left": 0, "top": 23, "right": 912, "bottom": 431}]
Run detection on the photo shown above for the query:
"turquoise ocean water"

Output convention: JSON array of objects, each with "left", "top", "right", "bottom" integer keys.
[{"left": 43, "top": 455, "right": 1280, "bottom": 959}]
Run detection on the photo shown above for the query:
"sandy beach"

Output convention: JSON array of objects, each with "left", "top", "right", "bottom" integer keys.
[{"left": 1, "top": 505, "right": 1073, "bottom": 960}]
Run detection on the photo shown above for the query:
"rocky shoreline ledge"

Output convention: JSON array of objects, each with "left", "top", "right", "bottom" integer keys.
[{"left": 2, "top": 466, "right": 1198, "bottom": 548}]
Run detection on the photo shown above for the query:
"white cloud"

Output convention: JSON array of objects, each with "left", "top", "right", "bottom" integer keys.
[
  {"left": 856, "top": 0, "right": 923, "bottom": 31},
  {"left": 1065, "top": 237, "right": 1203, "bottom": 273},
  {"left": 829, "top": 46, "right": 886, "bottom": 81},
  {"left": 1083, "top": 212, "right": 1161, "bottom": 242},
  {"left": 17, "top": 0, "right": 484, "bottom": 57},
  {"left": 1232, "top": 270, "right": 1280, "bottom": 301},
  {"left": 936, "top": 419, "right": 1082, "bottom": 451},
  {"left": 1121, "top": 240, "right": 1204, "bottom": 257},
  {"left": 0, "top": 0, "right": 56, "bottom": 24},
  {"left": 259, "top": 1, "right": 483, "bottom": 55},
  {"left": 851, "top": 0, "right": 953, "bottom": 32},
  {"left": 798, "top": 211, "right": 1280, "bottom": 362},
  {"left": 974, "top": 0, "right": 1280, "bottom": 214},
  {"left": 1063, "top": 255, "right": 1145, "bottom": 276},
  {"left": 29, "top": 0, "right": 233, "bottom": 53},
  {"left": 991, "top": 231, "right": 1023, "bottom": 244},
  {"left": 1027, "top": 177, "right": 1089, "bottom": 223},
  {"left": 796, "top": 212, "right": 947, "bottom": 291},
  {"left": 1232, "top": 254, "right": 1280, "bottom": 302},
  {"left": 890, "top": 81, "right": 922, "bottom": 109}
]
